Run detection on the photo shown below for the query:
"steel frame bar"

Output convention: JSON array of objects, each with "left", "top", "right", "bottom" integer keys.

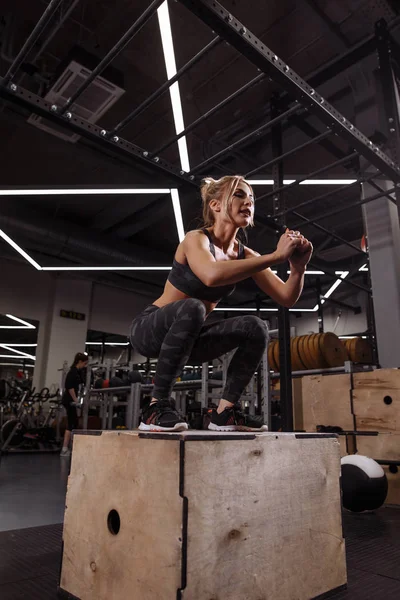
[
  {"left": 308, "top": 261, "right": 370, "bottom": 294},
  {"left": 111, "top": 36, "right": 222, "bottom": 135},
  {"left": 152, "top": 73, "right": 265, "bottom": 156},
  {"left": 271, "top": 98, "right": 294, "bottom": 432},
  {"left": 276, "top": 174, "right": 379, "bottom": 219},
  {"left": 2, "top": 0, "right": 65, "bottom": 87},
  {"left": 316, "top": 278, "right": 324, "bottom": 333},
  {"left": 177, "top": 0, "right": 400, "bottom": 181},
  {"left": 256, "top": 151, "right": 359, "bottom": 203},
  {"left": 290, "top": 211, "right": 365, "bottom": 255},
  {"left": 0, "top": 78, "right": 196, "bottom": 187},
  {"left": 245, "top": 130, "right": 332, "bottom": 178},
  {"left": 190, "top": 105, "right": 299, "bottom": 174},
  {"left": 368, "top": 179, "right": 397, "bottom": 205},
  {"left": 60, "top": 0, "right": 165, "bottom": 114},
  {"left": 291, "top": 184, "right": 397, "bottom": 230}
]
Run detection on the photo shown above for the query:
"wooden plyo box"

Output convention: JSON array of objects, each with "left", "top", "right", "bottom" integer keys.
[{"left": 58, "top": 431, "right": 347, "bottom": 600}]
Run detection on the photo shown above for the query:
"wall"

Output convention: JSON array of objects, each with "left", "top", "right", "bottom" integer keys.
[
  {"left": 89, "top": 284, "right": 149, "bottom": 337},
  {"left": 0, "top": 261, "right": 53, "bottom": 322},
  {"left": 0, "top": 259, "right": 152, "bottom": 387}
]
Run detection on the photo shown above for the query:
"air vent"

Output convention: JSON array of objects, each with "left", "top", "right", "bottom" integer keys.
[{"left": 27, "top": 60, "right": 125, "bottom": 142}]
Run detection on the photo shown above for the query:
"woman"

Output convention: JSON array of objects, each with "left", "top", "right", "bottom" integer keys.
[
  {"left": 60, "top": 352, "right": 88, "bottom": 457},
  {"left": 130, "top": 175, "right": 312, "bottom": 432}
]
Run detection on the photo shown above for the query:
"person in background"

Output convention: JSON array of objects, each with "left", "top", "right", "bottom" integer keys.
[{"left": 60, "top": 352, "right": 88, "bottom": 457}]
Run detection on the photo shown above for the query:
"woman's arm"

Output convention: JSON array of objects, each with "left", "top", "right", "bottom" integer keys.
[
  {"left": 184, "top": 230, "right": 300, "bottom": 287},
  {"left": 68, "top": 388, "right": 78, "bottom": 403}
]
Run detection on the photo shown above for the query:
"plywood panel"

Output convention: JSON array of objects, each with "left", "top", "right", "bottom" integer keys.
[
  {"left": 183, "top": 434, "right": 346, "bottom": 600},
  {"left": 353, "top": 390, "right": 400, "bottom": 432},
  {"left": 60, "top": 432, "right": 182, "bottom": 600},
  {"left": 353, "top": 368, "right": 400, "bottom": 390},
  {"left": 300, "top": 374, "right": 353, "bottom": 432},
  {"left": 356, "top": 433, "right": 400, "bottom": 461}
]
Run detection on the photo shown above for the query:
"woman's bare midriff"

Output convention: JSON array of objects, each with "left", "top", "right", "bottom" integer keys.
[{"left": 152, "top": 280, "right": 217, "bottom": 315}]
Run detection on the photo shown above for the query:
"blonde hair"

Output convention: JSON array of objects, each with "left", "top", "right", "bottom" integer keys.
[{"left": 200, "top": 175, "right": 255, "bottom": 229}]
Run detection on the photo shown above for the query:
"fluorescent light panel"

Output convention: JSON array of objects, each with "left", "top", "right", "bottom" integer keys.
[
  {"left": 214, "top": 307, "right": 317, "bottom": 313},
  {"left": 0, "top": 188, "right": 170, "bottom": 196},
  {"left": 0, "top": 315, "right": 36, "bottom": 329},
  {"left": 157, "top": 1, "right": 190, "bottom": 172},
  {"left": 0, "top": 229, "right": 42, "bottom": 270},
  {"left": 247, "top": 179, "right": 358, "bottom": 185},
  {"left": 41, "top": 266, "right": 172, "bottom": 271},
  {"left": 0, "top": 343, "right": 38, "bottom": 347},
  {"left": 0, "top": 344, "right": 36, "bottom": 360},
  {"left": 0, "top": 362, "right": 35, "bottom": 367},
  {"left": 86, "top": 342, "right": 129, "bottom": 346},
  {"left": 170, "top": 188, "right": 185, "bottom": 242}
]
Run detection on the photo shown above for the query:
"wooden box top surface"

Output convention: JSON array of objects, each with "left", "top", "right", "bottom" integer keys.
[{"left": 74, "top": 430, "right": 339, "bottom": 441}]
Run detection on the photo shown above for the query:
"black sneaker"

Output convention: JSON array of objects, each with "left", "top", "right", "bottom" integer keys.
[
  {"left": 208, "top": 404, "right": 268, "bottom": 432},
  {"left": 139, "top": 399, "right": 188, "bottom": 432}
]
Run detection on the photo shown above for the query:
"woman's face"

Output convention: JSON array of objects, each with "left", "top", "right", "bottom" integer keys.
[
  {"left": 229, "top": 181, "right": 254, "bottom": 227},
  {"left": 77, "top": 360, "right": 88, "bottom": 370}
]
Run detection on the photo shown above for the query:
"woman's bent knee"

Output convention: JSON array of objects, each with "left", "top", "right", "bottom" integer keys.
[
  {"left": 177, "top": 298, "right": 207, "bottom": 321},
  {"left": 242, "top": 315, "right": 269, "bottom": 342}
]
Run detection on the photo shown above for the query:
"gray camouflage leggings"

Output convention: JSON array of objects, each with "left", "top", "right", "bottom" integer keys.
[{"left": 129, "top": 298, "right": 269, "bottom": 403}]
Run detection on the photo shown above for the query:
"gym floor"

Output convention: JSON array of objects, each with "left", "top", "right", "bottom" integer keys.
[{"left": 0, "top": 454, "right": 399, "bottom": 599}]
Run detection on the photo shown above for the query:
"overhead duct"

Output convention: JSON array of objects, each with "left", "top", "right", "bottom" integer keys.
[{"left": 0, "top": 201, "right": 169, "bottom": 267}]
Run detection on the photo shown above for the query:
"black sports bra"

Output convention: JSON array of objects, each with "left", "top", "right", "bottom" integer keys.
[{"left": 167, "top": 229, "right": 245, "bottom": 302}]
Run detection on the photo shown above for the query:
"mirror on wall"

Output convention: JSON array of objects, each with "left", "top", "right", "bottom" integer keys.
[{"left": 0, "top": 313, "right": 39, "bottom": 388}]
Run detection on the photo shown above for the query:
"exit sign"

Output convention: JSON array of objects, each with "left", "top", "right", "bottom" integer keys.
[{"left": 60, "top": 310, "right": 86, "bottom": 321}]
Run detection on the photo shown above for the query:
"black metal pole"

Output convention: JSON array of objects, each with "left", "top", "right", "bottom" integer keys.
[
  {"left": 111, "top": 36, "right": 221, "bottom": 135},
  {"left": 316, "top": 278, "right": 324, "bottom": 333},
  {"left": 101, "top": 334, "right": 106, "bottom": 364},
  {"left": 271, "top": 98, "right": 293, "bottom": 432},
  {"left": 255, "top": 152, "right": 359, "bottom": 203},
  {"left": 60, "top": 0, "right": 165, "bottom": 114},
  {"left": 2, "top": 0, "right": 65, "bottom": 87},
  {"left": 256, "top": 295, "right": 262, "bottom": 416},
  {"left": 245, "top": 130, "right": 331, "bottom": 178},
  {"left": 189, "top": 105, "right": 299, "bottom": 175},
  {"left": 152, "top": 73, "right": 265, "bottom": 156},
  {"left": 291, "top": 185, "right": 397, "bottom": 230},
  {"left": 364, "top": 266, "right": 379, "bottom": 366}
]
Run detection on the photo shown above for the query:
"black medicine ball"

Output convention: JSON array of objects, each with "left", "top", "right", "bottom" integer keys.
[{"left": 341, "top": 455, "right": 388, "bottom": 512}]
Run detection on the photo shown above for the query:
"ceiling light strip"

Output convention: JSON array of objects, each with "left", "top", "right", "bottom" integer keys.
[
  {"left": 0, "top": 230, "right": 42, "bottom": 270},
  {"left": 170, "top": 188, "right": 185, "bottom": 242},
  {"left": 0, "top": 344, "right": 36, "bottom": 360},
  {"left": 5, "top": 315, "right": 36, "bottom": 329},
  {"left": 0, "top": 189, "right": 171, "bottom": 196},
  {"left": 157, "top": 1, "right": 190, "bottom": 172}
]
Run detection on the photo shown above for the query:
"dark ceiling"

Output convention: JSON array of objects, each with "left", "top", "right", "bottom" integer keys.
[{"left": 0, "top": 0, "right": 399, "bottom": 309}]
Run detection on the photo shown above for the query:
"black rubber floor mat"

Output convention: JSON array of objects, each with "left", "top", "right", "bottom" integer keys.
[
  {"left": 1, "top": 509, "right": 400, "bottom": 599},
  {"left": 0, "top": 574, "right": 60, "bottom": 600},
  {"left": 0, "top": 524, "right": 62, "bottom": 588}
]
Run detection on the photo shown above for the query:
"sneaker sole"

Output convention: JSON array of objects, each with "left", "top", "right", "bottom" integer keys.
[
  {"left": 139, "top": 422, "right": 189, "bottom": 432},
  {"left": 208, "top": 423, "right": 269, "bottom": 432}
]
